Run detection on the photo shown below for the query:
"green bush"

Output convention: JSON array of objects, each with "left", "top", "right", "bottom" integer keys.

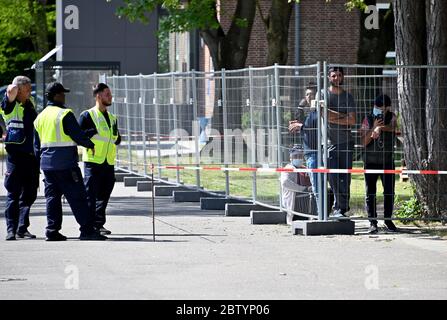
[{"left": 394, "top": 196, "right": 423, "bottom": 224}]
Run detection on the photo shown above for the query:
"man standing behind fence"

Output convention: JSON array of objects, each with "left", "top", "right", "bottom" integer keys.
[
  {"left": 360, "top": 94, "right": 398, "bottom": 233},
  {"left": 79, "top": 83, "right": 121, "bottom": 235},
  {"left": 1, "top": 76, "right": 39, "bottom": 240},
  {"left": 324, "top": 66, "right": 356, "bottom": 219}
]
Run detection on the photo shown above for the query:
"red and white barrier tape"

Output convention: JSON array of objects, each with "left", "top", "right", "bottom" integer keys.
[{"left": 154, "top": 166, "right": 447, "bottom": 175}]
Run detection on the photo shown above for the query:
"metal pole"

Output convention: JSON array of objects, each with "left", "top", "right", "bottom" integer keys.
[
  {"left": 151, "top": 163, "right": 156, "bottom": 242},
  {"left": 221, "top": 69, "right": 230, "bottom": 196},
  {"left": 248, "top": 67, "right": 257, "bottom": 202},
  {"left": 140, "top": 75, "right": 148, "bottom": 176},
  {"left": 154, "top": 73, "right": 163, "bottom": 178},
  {"left": 124, "top": 75, "right": 133, "bottom": 172},
  {"left": 316, "top": 62, "right": 323, "bottom": 220},
  {"left": 191, "top": 70, "right": 201, "bottom": 190},
  {"left": 171, "top": 73, "right": 180, "bottom": 184},
  {"left": 323, "top": 62, "right": 329, "bottom": 221},
  {"left": 111, "top": 76, "right": 120, "bottom": 167},
  {"left": 274, "top": 64, "right": 283, "bottom": 209}
]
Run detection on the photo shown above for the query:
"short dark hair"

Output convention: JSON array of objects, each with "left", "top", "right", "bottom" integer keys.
[
  {"left": 328, "top": 66, "right": 344, "bottom": 75},
  {"left": 374, "top": 94, "right": 391, "bottom": 107},
  {"left": 93, "top": 83, "right": 109, "bottom": 96},
  {"left": 306, "top": 82, "right": 317, "bottom": 91}
]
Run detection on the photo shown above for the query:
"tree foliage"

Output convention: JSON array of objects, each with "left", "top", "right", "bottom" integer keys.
[{"left": 0, "top": 0, "right": 55, "bottom": 85}]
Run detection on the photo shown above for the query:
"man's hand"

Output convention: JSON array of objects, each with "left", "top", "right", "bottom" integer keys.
[
  {"left": 288, "top": 120, "right": 303, "bottom": 133},
  {"left": 371, "top": 118, "right": 384, "bottom": 139},
  {"left": 6, "top": 84, "right": 18, "bottom": 103}
]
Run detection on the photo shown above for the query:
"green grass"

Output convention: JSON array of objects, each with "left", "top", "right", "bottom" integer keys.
[{"left": 116, "top": 148, "right": 413, "bottom": 211}]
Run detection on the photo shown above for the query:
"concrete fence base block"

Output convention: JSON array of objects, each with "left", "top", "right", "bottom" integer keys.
[
  {"left": 251, "top": 211, "right": 286, "bottom": 224},
  {"left": 115, "top": 173, "right": 138, "bottom": 182},
  {"left": 292, "top": 220, "right": 355, "bottom": 236},
  {"left": 225, "top": 204, "right": 275, "bottom": 217},
  {"left": 136, "top": 181, "right": 165, "bottom": 192},
  {"left": 200, "top": 198, "right": 247, "bottom": 210},
  {"left": 123, "top": 177, "right": 152, "bottom": 187},
  {"left": 154, "top": 186, "right": 190, "bottom": 197},
  {"left": 173, "top": 191, "right": 223, "bottom": 202}
]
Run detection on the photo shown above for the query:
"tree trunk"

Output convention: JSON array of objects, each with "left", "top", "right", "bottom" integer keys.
[
  {"left": 263, "top": 0, "right": 294, "bottom": 66},
  {"left": 28, "top": 0, "right": 49, "bottom": 55},
  {"left": 394, "top": 0, "right": 447, "bottom": 217}
]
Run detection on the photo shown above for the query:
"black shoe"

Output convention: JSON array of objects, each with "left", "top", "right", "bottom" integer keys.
[
  {"left": 46, "top": 232, "right": 67, "bottom": 241},
  {"left": 6, "top": 232, "right": 16, "bottom": 241},
  {"left": 79, "top": 231, "right": 108, "bottom": 241},
  {"left": 98, "top": 227, "right": 112, "bottom": 235},
  {"left": 384, "top": 220, "right": 398, "bottom": 232},
  {"left": 368, "top": 224, "right": 378, "bottom": 234},
  {"left": 17, "top": 231, "right": 37, "bottom": 239}
]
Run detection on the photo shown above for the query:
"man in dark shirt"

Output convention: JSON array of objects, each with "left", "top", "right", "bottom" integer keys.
[
  {"left": 324, "top": 66, "right": 356, "bottom": 219},
  {"left": 1, "top": 76, "right": 39, "bottom": 240},
  {"left": 34, "top": 82, "right": 106, "bottom": 241}
]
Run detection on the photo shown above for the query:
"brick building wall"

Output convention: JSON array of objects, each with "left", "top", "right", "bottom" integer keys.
[{"left": 200, "top": 0, "right": 361, "bottom": 71}]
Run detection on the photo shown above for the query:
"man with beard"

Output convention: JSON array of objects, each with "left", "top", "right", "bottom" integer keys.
[
  {"left": 79, "top": 83, "right": 121, "bottom": 235},
  {"left": 323, "top": 66, "right": 356, "bottom": 219}
]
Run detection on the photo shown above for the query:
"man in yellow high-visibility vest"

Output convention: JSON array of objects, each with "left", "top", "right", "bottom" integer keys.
[
  {"left": 1, "top": 76, "right": 39, "bottom": 240},
  {"left": 34, "top": 82, "right": 107, "bottom": 241},
  {"left": 79, "top": 83, "right": 121, "bottom": 235}
]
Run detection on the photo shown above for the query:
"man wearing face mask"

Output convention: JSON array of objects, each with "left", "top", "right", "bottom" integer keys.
[
  {"left": 360, "top": 94, "right": 398, "bottom": 234},
  {"left": 280, "top": 146, "right": 313, "bottom": 225}
]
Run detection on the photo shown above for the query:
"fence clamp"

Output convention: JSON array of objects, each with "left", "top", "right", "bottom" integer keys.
[
  {"left": 189, "top": 98, "right": 194, "bottom": 105},
  {"left": 271, "top": 98, "right": 276, "bottom": 107},
  {"left": 217, "top": 99, "right": 222, "bottom": 107},
  {"left": 246, "top": 99, "right": 250, "bottom": 107}
]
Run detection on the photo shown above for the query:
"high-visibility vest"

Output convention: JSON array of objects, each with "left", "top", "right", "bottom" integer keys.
[
  {"left": 1, "top": 98, "right": 35, "bottom": 145},
  {"left": 34, "top": 106, "right": 77, "bottom": 148},
  {"left": 82, "top": 107, "right": 118, "bottom": 165}
]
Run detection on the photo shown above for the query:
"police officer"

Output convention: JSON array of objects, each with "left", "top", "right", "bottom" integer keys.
[
  {"left": 360, "top": 94, "right": 399, "bottom": 234},
  {"left": 34, "top": 82, "right": 107, "bottom": 241},
  {"left": 1, "top": 76, "right": 39, "bottom": 240},
  {"left": 79, "top": 83, "right": 121, "bottom": 235}
]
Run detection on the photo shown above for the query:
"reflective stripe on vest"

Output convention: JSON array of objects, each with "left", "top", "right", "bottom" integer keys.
[
  {"left": 2, "top": 101, "right": 32, "bottom": 145},
  {"left": 34, "top": 106, "right": 77, "bottom": 148},
  {"left": 82, "top": 107, "right": 117, "bottom": 165}
]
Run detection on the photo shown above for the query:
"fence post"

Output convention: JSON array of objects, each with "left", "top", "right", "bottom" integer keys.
[
  {"left": 248, "top": 66, "right": 257, "bottom": 202},
  {"left": 316, "top": 62, "right": 323, "bottom": 220},
  {"left": 154, "top": 73, "right": 162, "bottom": 178},
  {"left": 274, "top": 64, "right": 283, "bottom": 209},
  {"left": 191, "top": 70, "right": 201, "bottom": 190},
  {"left": 124, "top": 75, "right": 133, "bottom": 172},
  {"left": 171, "top": 73, "right": 181, "bottom": 184},
  {"left": 139, "top": 74, "right": 148, "bottom": 176},
  {"left": 221, "top": 69, "right": 230, "bottom": 197},
  {"left": 323, "top": 62, "right": 329, "bottom": 221}
]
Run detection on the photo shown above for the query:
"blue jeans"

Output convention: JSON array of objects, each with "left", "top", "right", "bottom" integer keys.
[{"left": 305, "top": 152, "right": 321, "bottom": 215}]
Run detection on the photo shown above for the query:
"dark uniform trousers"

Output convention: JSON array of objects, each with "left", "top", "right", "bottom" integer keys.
[
  {"left": 4, "top": 154, "right": 39, "bottom": 234},
  {"left": 43, "top": 166, "right": 94, "bottom": 235},
  {"left": 83, "top": 162, "right": 115, "bottom": 229}
]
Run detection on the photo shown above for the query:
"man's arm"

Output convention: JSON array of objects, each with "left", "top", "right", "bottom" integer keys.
[
  {"left": 33, "top": 129, "right": 41, "bottom": 160},
  {"left": 1, "top": 86, "right": 17, "bottom": 115},
  {"left": 62, "top": 112, "right": 95, "bottom": 149},
  {"left": 327, "top": 109, "right": 356, "bottom": 126},
  {"left": 78, "top": 111, "right": 98, "bottom": 138}
]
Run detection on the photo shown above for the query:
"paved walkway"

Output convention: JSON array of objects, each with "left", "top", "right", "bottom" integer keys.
[{"left": 0, "top": 163, "right": 447, "bottom": 299}]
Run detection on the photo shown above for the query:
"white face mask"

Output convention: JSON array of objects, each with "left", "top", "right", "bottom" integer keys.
[
  {"left": 292, "top": 159, "right": 302, "bottom": 167},
  {"left": 373, "top": 107, "right": 383, "bottom": 116}
]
